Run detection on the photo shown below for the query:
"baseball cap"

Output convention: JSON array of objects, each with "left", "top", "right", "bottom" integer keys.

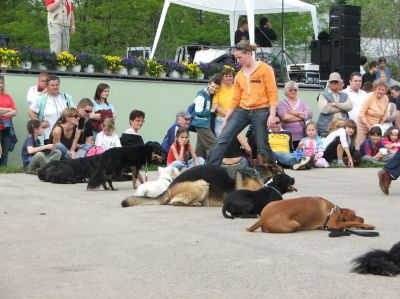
[
  {"left": 176, "top": 111, "right": 192, "bottom": 120},
  {"left": 328, "top": 72, "right": 341, "bottom": 82}
]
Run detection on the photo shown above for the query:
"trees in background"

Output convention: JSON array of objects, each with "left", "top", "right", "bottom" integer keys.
[{"left": 0, "top": 0, "right": 398, "bottom": 78}]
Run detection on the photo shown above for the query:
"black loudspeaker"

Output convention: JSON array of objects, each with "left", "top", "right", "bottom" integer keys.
[
  {"left": 329, "top": 5, "right": 361, "bottom": 40},
  {"left": 310, "top": 38, "right": 331, "bottom": 80},
  {"left": 330, "top": 38, "right": 360, "bottom": 68},
  {"left": 330, "top": 4, "right": 361, "bottom": 17}
]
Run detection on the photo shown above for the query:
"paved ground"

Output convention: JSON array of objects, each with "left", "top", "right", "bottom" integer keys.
[{"left": 1, "top": 168, "right": 399, "bottom": 299}]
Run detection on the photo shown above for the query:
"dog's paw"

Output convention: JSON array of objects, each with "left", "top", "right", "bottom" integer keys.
[{"left": 192, "top": 202, "right": 203, "bottom": 207}]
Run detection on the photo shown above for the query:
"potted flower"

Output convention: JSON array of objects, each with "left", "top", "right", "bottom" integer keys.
[
  {"left": 36, "top": 49, "right": 57, "bottom": 70},
  {"left": 121, "top": 56, "right": 135, "bottom": 74},
  {"left": 91, "top": 54, "right": 106, "bottom": 73},
  {"left": 169, "top": 61, "right": 186, "bottom": 78},
  {"left": 103, "top": 55, "right": 122, "bottom": 74},
  {"left": 0, "top": 48, "right": 20, "bottom": 70},
  {"left": 182, "top": 61, "right": 201, "bottom": 79},
  {"left": 145, "top": 58, "right": 164, "bottom": 77},
  {"left": 128, "top": 56, "right": 146, "bottom": 75},
  {"left": 75, "top": 52, "right": 95, "bottom": 73},
  {"left": 16, "top": 46, "right": 37, "bottom": 69},
  {"left": 56, "top": 51, "right": 76, "bottom": 71},
  {"left": 199, "top": 62, "right": 221, "bottom": 80}
]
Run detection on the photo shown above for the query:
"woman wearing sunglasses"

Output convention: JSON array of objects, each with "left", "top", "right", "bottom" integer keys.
[
  {"left": 49, "top": 107, "right": 81, "bottom": 159},
  {"left": 277, "top": 80, "right": 313, "bottom": 149}
]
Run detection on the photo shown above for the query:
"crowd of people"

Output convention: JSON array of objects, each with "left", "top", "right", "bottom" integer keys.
[{"left": 1, "top": 38, "right": 400, "bottom": 194}]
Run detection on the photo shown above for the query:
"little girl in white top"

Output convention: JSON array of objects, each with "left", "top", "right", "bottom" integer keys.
[{"left": 95, "top": 118, "right": 121, "bottom": 150}]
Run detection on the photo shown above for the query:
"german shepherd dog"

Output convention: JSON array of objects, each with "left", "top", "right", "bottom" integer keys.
[
  {"left": 87, "top": 142, "right": 164, "bottom": 191},
  {"left": 121, "top": 159, "right": 281, "bottom": 207},
  {"left": 222, "top": 173, "right": 296, "bottom": 219},
  {"left": 352, "top": 241, "right": 400, "bottom": 276},
  {"left": 38, "top": 155, "right": 102, "bottom": 184}
]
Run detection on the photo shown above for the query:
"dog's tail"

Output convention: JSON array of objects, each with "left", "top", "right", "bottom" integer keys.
[
  {"left": 351, "top": 241, "right": 400, "bottom": 276},
  {"left": 121, "top": 190, "right": 169, "bottom": 207},
  {"left": 246, "top": 219, "right": 263, "bottom": 232},
  {"left": 222, "top": 206, "right": 234, "bottom": 219}
]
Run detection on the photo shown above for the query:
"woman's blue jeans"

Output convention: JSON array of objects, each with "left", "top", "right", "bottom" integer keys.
[{"left": 207, "top": 108, "right": 273, "bottom": 166}]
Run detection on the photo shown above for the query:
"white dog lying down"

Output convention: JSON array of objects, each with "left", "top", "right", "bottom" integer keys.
[{"left": 134, "top": 166, "right": 180, "bottom": 197}]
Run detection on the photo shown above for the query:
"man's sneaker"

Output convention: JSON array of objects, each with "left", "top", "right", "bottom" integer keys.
[
  {"left": 292, "top": 156, "right": 312, "bottom": 170},
  {"left": 336, "top": 161, "right": 346, "bottom": 167}
]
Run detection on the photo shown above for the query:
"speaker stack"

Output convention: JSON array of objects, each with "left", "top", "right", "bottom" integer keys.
[
  {"left": 329, "top": 4, "right": 361, "bottom": 84},
  {"left": 310, "top": 4, "right": 361, "bottom": 82}
]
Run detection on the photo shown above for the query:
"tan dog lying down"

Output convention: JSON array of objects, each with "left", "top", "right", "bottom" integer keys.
[{"left": 246, "top": 197, "right": 375, "bottom": 233}]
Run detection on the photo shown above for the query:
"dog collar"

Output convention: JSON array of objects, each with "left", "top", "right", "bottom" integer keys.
[
  {"left": 265, "top": 185, "right": 282, "bottom": 196},
  {"left": 321, "top": 205, "right": 341, "bottom": 230}
]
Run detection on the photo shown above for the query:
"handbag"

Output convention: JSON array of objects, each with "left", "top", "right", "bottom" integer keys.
[{"left": 86, "top": 145, "right": 105, "bottom": 157}]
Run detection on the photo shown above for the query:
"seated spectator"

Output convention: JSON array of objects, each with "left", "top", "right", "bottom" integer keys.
[
  {"left": 390, "top": 85, "right": 400, "bottom": 127},
  {"left": 356, "top": 79, "right": 389, "bottom": 150},
  {"left": 268, "top": 115, "right": 313, "bottom": 170},
  {"left": 360, "top": 126, "right": 390, "bottom": 165},
  {"left": 296, "top": 122, "right": 328, "bottom": 168},
  {"left": 362, "top": 81, "right": 373, "bottom": 93},
  {"left": 383, "top": 92, "right": 397, "bottom": 133},
  {"left": 362, "top": 61, "right": 378, "bottom": 86},
  {"left": 161, "top": 110, "right": 191, "bottom": 157},
  {"left": 382, "top": 126, "right": 400, "bottom": 159},
  {"left": 76, "top": 98, "right": 94, "bottom": 158},
  {"left": 277, "top": 80, "right": 313, "bottom": 148},
  {"left": 167, "top": 127, "right": 205, "bottom": 170},
  {"left": 317, "top": 72, "right": 352, "bottom": 137},
  {"left": 120, "top": 110, "right": 145, "bottom": 147},
  {"left": 375, "top": 57, "right": 392, "bottom": 84},
  {"left": 21, "top": 120, "right": 61, "bottom": 174},
  {"left": 90, "top": 83, "right": 115, "bottom": 137},
  {"left": 322, "top": 119, "right": 358, "bottom": 168},
  {"left": 221, "top": 132, "right": 252, "bottom": 169},
  {"left": 28, "top": 74, "right": 75, "bottom": 144},
  {"left": 95, "top": 118, "right": 121, "bottom": 150},
  {"left": 26, "top": 72, "right": 48, "bottom": 107},
  {"left": 49, "top": 108, "right": 81, "bottom": 159},
  {"left": 360, "top": 56, "right": 367, "bottom": 76},
  {"left": 234, "top": 19, "right": 249, "bottom": 44},
  {"left": 342, "top": 72, "right": 367, "bottom": 122}
]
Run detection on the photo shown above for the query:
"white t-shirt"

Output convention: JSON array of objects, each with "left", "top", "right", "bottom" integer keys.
[
  {"left": 26, "top": 85, "right": 43, "bottom": 107},
  {"left": 343, "top": 86, "right": 367, "bottom": 121},
  {"left": 30, "top": 94, "right": 69, "bottom": 140},
  {"left": 95, "top": 132, "right": 122, "bottom": 150}
]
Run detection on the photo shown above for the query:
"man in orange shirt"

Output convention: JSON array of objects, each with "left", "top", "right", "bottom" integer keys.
[{"left": 207, "top": 40, "right": 277, "bottom": 166}]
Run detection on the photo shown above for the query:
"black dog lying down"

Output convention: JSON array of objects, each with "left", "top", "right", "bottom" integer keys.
[
  {"left": 38, "top": 142, "right": 164, "bottom": 191},
  {"left": 351, "top": 241, "right": 400, "bottom": 276},
  {"left": 38, "top": 155, "right": 102, "bottom": 184},
  {"left": 222, "top": 173, "right": 296, "bottom": 219},
  {"left": 87, "top": 141, "right": 164, "bottom": 190}
]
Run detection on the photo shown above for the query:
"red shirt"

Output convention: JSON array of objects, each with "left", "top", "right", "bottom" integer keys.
[
  {"left": 44, "top": 0, "right": 75, "bottom": 15},
  {"left": 167, "top": 142, "right": 192, "bottom": 164},
  {"left": 0, "top": 93, "right": 16, "bottom": 120}
]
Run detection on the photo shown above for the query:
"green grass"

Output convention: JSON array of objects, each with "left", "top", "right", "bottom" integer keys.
[{"left": 0, "top": 166, "right": 24, "bottom": 173}]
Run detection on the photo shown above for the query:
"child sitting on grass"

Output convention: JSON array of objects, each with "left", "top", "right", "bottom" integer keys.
[
  {"left": 21, "top": 120, "right": 62, "bottom": 174},
  {"left": 360, "top": 125, "right": 390, "bottom": 165}
]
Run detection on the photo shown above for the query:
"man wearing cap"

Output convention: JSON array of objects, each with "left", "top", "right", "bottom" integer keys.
[
  {"left": 161, "top": 110, "right": 192, "bottom": 157},
  {"left": 343, "top": 72, "right": 367, "bottom": 122},
  {"left": 317, "top": 72, "right": 352, "bottom": 137}
]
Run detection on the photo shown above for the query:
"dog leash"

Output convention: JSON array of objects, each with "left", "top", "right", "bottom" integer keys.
[{"left": 327, "top": 228, "right": 380, "bottom": 238}]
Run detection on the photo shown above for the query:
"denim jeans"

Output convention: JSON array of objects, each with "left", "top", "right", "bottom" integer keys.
[
  {"left": 385, "top": 150, "right": 400, "bottom": 180},
  {"left": 0, "top": 129, "right": 12, "bottom": 166},
  {"left": 214, "top": 116, "right": 224, "bottom": 139},
  {"left": 55, "top": 143, "right": 73, "bottom": 160},
  {"left": 169, "top": 157, "right": 205, "bottom": 170},
  {"left": 207, "top": 108, "right": 273, "bottom": 166},
  {"left": 77, "top": 143, "right": 94, "bottom": 158},
  {"left": 273, "top": 152, "right": 299, "bottom": 167}
]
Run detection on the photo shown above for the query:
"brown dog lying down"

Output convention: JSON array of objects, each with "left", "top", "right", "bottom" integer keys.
[{"left": 246, "top": 197, "right": 375, "bottom": 233}]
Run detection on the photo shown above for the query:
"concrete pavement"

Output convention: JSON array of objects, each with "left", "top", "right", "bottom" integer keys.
[{"left": 1, "top": 168, "right": 399, "bottom": 298}]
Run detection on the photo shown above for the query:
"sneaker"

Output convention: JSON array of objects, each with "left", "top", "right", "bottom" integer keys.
[
  {"left": 336, "top": 161, "right": 346, "bottom": 167},
  {"left": 292, "top": 156, "right": 312, "bottom": 170}
]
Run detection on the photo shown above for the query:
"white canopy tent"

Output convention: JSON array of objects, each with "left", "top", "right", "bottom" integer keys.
[{"left": 150, "top": 0, "right": 318, "bottom": 59}]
